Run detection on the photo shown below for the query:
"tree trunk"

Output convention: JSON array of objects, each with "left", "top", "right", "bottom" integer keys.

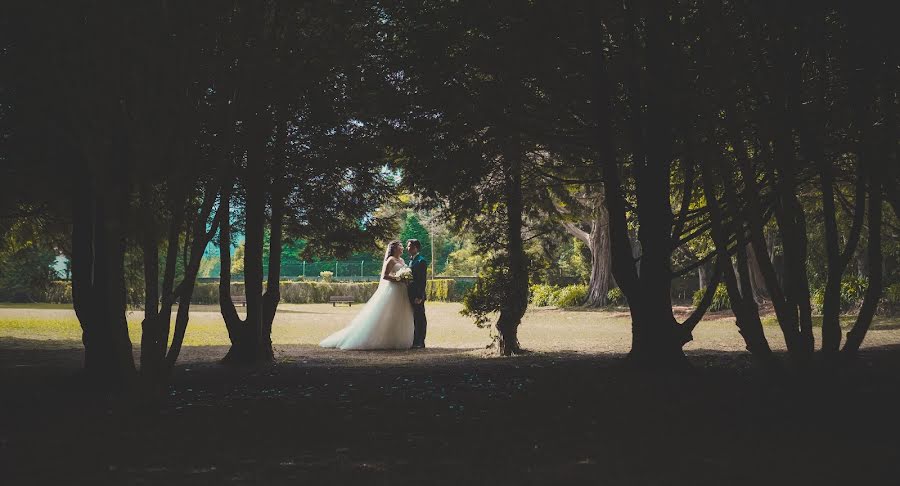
[
  {"left": 625, "top": 5, "right": 686, "bottom": 368},
  {"left": 585, "top": 203, "right": 611, "bottom": 307},
  {"left": 219, "top": 184, "right": 244, "bottom": 350},
  {"left": 561, "top": 194, "right": 611, "bottom": 308},
  {"left": 844, "top": 177, "right": 883, "bottom": 355},
  {"left": 71, "top": 167, "right": 136, "bottom": 386},
  {"left": 139, "top": 187, "right": 184, "bottom": 384},
  {"left": 699, "top": 150, "right": 773, "bottom": 361},
  {"left": 260, "top": 191, "right": 284, "bottom": 362},
  {"left": 494, "top": 151, "right": 528, "bottom": 356},
  {"left": 744, "top": 243, "right": 768, "bottom": 303},
  {"left": 165, "top": 184, "right": 221, "bottom": 369},
  {"left": 221, "top": 118, "right": 271, "bottom": 364},
  {"left": 698, "top": 260, "right": 712, "bottom": 292},
  {"left": 820, "top": 165, "right": 866, "bottom": 354}
]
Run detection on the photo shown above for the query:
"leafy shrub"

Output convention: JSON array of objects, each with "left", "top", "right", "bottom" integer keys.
[
  {"left": 528, "top": 284, "right": 588, "bottom": 307},
  {"left": 606, "top": 287, "right": 626, "bottom": 307},
  {"left": 840, "top": 276, "right": 867, "bottom": 311},
  {"left": 552, "top": 284, "right": 588, "bottom": 308},
  {"left": 884, "top": 283, "right": 900, "bottom": 305},
  {"left": 462, "top": 257, "right": 510, "bottom": 327},
  {"left": 811, "top": 287, "right": 826, "bottom": 314},
  {"left": 319, "top": 271, "right": 334, "bottom": 283},
  {"left": 0, "top": 245, "right": 56, "bottom": 302},
  {"left": 529, "top": 284, "right": 558, "bottom": 307},
  {"left": 693, "top": 283, "right": 731, "bottom": 312},
  {"left": 876, "top": 283, "right": 900, "bottom": 315}
]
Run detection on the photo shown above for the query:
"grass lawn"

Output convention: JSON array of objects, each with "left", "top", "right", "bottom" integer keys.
[{"left": 2, "top": 302, "right": 898, "bottom": 358}]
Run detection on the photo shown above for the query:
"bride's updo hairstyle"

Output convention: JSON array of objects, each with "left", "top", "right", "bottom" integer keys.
[{"left": 384, "top": 240, "right": 402, "bottom": 261}]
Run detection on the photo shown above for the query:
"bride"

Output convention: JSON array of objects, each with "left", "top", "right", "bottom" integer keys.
[{"left": 319, "top": 240, "right": 414, "bottom": 350}]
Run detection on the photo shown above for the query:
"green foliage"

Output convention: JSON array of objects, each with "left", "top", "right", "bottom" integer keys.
[
  {"left": 461, "top": 258, "right": 510, "bottom": 327},
  {"left": 693, "top": 284, "right": 731, "bottom": 313},
  {"left": 881, "top": 283, "right": 900, "bottom": 315},
  {"left": 442, "top": 238, "right": 485, "bottom": 276},
  {"left": 529, "top": 284, "right": 558, "bottom": 307},
  {"left": 607, "top": 287, "right": 626, "bottom": 307},
  {"left": 558, "top": 238, "right": 590, "bottom": 284},
  {"left": 452, "top": 279, "right": 476, "bottom": 301},
  {"left": 553, "top": 285, "right": 588, "bottom": 307},
  {"left": 811, "top": 275, "right": 891, "bottom": 314},
  {"left": 399, "top": 213, "right": 432, "bottom": 264},
  {"left": 198, "top": 255, "right": 220, "bottom": 279},
  {"left": 884, "top": 283, "right": 900, "bottom": 305},
  {"left": 811, "top": 288, "right": 826, "bottom": 314},
  {"left": 528, "top": 283, "right": 587, "bottom": 308},
  {"left": 840, "top": 276, "right": 867, "bottom": 312},
  {"left": 0, "top": 244, "right": 56, "bottom": 302},
  {"left": 232, "top": 242, "right": 246, "bottom": 275}
]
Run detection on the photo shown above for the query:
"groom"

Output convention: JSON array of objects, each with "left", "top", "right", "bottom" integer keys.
[{"left": 406, "top": 239, "right": 428, "bottom": 349}]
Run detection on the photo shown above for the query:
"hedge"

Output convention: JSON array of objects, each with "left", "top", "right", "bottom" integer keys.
[
  {"left": 45, "top": 281, "right": 73, "bottom": 304},
  {"left": 38, "top": 279, "right": 476, "bottom": 305},
  {"left": 191, "top": 282, "right": 380, "bottom": 305}
]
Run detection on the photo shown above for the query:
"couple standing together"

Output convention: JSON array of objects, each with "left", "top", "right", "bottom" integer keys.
[{"left": 320, "top": 239, "right": 428, "bottom": 350}]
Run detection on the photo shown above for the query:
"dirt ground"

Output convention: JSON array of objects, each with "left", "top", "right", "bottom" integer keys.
[{"left": 2, "top": 304, "right": 900, "bottom": 485}]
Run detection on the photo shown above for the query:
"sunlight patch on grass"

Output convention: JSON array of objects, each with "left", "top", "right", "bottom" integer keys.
[{"left": 761, "top": 315, "right": 898, "bottom": 330}]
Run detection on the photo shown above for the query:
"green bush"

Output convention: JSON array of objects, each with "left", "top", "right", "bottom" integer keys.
[
  {"left": 606, "top": 287, "right": 626, "bottom": 306},
  {"left": 693, "top": 283, "right": 731, "bottom": 312},
  {"left": 529, "top": 284, "right": 558, "bottom": 307},
  {"left": 811, "top": 287, "right": 826, "bottom": 314},
  {"left": 552, "top": 284, "right": 588, "bottom": 308},
  {"left": 528, "top": 284, "right": 588, "bottom": 308},
  {"left": 840, "top": 276, "right": 867, "bottom": 311},
  {"left": 0, "top": 244, "right": 56, "bottom": 302},
  {"left": 885, "top": 283, "right": 900, "bottom": 305},
  {"left": 876, "top": 283, "right": 900, "bottom": 315},
  {"left": 461, "top": 257, "right": 510, "bottom": 327}
]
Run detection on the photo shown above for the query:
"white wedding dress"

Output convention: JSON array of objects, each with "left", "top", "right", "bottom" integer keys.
[{"left": 319, "top": 258, "right": 414, "bottom": 350}]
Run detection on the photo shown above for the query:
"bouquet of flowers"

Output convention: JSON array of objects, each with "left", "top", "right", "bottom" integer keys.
[{"left": 393, "top": 267, "right": 413, "bottom": 283}]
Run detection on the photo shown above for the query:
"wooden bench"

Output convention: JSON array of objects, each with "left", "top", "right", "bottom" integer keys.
[
  {"left": 231, "top": 294, "right": 247, "bottom": 307},
  {"left": 329, "top": 296, "right": 354, "bottom": 307}
]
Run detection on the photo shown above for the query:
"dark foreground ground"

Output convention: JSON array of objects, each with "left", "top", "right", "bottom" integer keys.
[{"left": 2, "top": 341, "right": 900, "bottom": 485}]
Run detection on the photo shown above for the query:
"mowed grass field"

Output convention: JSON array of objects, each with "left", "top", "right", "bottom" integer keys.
[{"left": 2, "top": 302, "right": 900, "bottom": 365}]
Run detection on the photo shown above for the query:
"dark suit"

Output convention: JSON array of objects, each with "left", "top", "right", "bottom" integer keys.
[{"left": 408, "top": 254, "right": 428, "bottom": 347}]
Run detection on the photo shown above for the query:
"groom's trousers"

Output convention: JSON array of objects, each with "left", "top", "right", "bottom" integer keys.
[{"left": 412, "top": 302, "right": 427, "bottom": 346}]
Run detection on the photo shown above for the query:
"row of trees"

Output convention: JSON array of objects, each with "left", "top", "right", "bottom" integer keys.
[
  {"left": 4, "top": 2, "right": 399, "bottom": 386},
  {"left": 2, "top": 1, "right": 897, "bottom": 384},
  {"left": 383, "top": 1, "right": 898, "bottom": 363}
]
